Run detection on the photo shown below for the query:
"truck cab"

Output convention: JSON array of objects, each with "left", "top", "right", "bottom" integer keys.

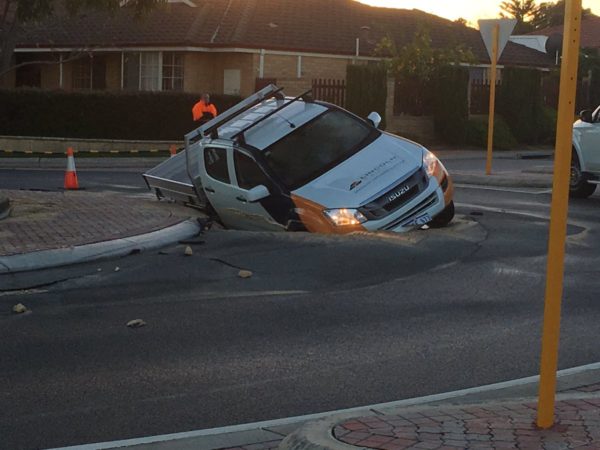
[{"left": 571, "top": 105, "right": 600, "bottom": 198}]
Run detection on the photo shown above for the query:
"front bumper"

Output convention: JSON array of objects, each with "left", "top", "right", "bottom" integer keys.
[{"left": 362, "top": 176, "right": 446, "bottom": 233}]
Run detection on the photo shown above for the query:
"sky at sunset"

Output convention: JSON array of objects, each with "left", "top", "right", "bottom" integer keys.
[{"left": 358, "top": 0, "right": 600, "bottom": 27}]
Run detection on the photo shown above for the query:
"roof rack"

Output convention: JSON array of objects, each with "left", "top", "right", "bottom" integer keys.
[
  {"left": 184, "top": 84, "right": 284, "bottom": 147},
  {"left": 232, "top": 89, "right": 313, "bottom": 144}
]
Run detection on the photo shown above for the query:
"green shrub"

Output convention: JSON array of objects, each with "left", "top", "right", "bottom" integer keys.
[
  {"left": 497, "top": 68, "right": 544, "bottom": 144},
  {"left": 346, "top": 64, "right": 388, "bottom": 129},
  {"left": 433, "top": 66, "right": 469, "bottom": 145},
  {"left": 465, "top": 115, "right": 517, "bottom": 150},
  {"left": 0, "top": 89, "right": 242, "bottom": 140},
  {"left": 537, "top": 106, "right": 557, "bottom": 144}
]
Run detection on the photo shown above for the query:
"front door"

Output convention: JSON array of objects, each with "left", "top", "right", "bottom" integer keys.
[{"left": 199, "top": 145, "right": 283, "bottom": 231}]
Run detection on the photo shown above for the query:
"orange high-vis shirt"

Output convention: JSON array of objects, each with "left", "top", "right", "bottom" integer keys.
[{"left": 192, "top": 100, "right": 218, "bottom": 121}]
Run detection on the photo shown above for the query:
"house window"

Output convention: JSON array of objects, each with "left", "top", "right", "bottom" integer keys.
[
  {"left": 123, "top": 51, "right": 184, "bottom": 91},
  {"left": 162, "top": 52, "right": 184, "bottom": 91},
  {"left": 72, "top": 58, "right": 91, "bottom": 89},
  {"left": 140, "top": 52, "right": 160, "bottom": 91},
  {"left": 72, "top": 56, "right": 106, "bottom": 90}
]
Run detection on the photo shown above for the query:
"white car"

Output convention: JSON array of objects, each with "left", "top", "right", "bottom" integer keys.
[
  {"left": 571, "top": 105, "right": 600, "bottom": 198},
  {"left": 145, "top": 85, "right": 454, "bottom": 233}
]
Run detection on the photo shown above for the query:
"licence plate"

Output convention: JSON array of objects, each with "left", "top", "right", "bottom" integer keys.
[{"left": 414, "top": 213, "right": 432, "bottom": 226}]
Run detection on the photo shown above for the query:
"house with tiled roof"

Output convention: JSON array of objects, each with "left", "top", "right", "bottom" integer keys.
[
  {"left": 2, "top": 0, "right": 552, "bottom": 93},
  {"left": 527, "top": 15, "right": 600, "bottom": 51},
  {"left": 1, "top": 0, "right": 554, "bottom": 139}
]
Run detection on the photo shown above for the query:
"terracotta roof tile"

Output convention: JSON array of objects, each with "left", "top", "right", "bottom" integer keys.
[
  {"left": 527, "top": 15, "right": 600, "bottom": 49},
  {"left": 16, "top": 0, "right": 552, "bottom": 67}
]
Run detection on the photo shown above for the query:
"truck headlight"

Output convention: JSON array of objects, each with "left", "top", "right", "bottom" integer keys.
[
  {"left": 323, "top": 208, "right": 367, "bottom": 226},
  {"left": 422, "top": 149, "right": 440, "bottom": 177},
  {"left": 422, "top": 149, "right": 446, "bottom": 182}
]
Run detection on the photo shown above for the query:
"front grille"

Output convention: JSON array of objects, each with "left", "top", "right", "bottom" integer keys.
[
  {"left": 359, "top": 167, "right": 428, "bottom": 220},
  {"left": 383, "top": 192, "right": 439, "bottom": 231}
]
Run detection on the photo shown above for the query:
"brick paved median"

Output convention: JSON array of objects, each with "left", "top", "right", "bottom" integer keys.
[
  {"left": 0, "top": 189, "right": 192, "bottom": 256},
  {"left": 333, "top": 397, "right": 600, "bottom": 449}
]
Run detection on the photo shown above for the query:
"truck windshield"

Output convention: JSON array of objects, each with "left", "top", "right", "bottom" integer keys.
[{"left": 263, "top": 109, "right": 377, "bottom": 189}]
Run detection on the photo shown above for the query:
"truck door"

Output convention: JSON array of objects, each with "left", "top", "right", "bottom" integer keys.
[
  {"left": 581, "top": 106, "right": 600, "bottom": 171},
  {"left": 199, "top": 145, "right": 284, "bottom": 231}
]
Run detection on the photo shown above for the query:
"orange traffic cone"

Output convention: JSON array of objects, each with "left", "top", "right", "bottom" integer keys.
[
  {"left": 169, "top": 144, "right": 177, "bottom": 157},
  {"left": 64, "top": 147, "right": 79, "bottom": 190}
]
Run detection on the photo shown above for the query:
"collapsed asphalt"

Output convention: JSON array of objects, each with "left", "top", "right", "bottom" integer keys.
[{"left": 1, "top": 167, "right": 600, "bottom": 450}]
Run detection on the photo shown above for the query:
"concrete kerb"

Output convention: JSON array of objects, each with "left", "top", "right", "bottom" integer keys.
[
  {"left": 0, "top": 219, "right": 201, "bottom": 274},
  {"left": 451, "top": 172, "right": 553, "bottom": 188},
  {"left": 279, "top": 363, "right": 600, "bottom": 450}
]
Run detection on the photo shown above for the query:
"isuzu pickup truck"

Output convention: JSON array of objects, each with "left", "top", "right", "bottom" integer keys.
[
  {"left": 144, "top": 85, "right": 454, "bottom": 233},
  {"left": 571, "top": 105, "right": 600, "bottom": 198}
]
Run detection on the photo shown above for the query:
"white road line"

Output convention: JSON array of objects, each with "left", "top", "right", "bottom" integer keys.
[
  {"left": 47, "top": 361, "right": 600, "bottom": 450},
  {"left": 454, "top": 183, "right": 552, "bottom": 195}
]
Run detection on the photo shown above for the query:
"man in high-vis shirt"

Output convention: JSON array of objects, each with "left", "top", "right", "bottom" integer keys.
[{"left": 192, "top": 93, "right": 218, "bottom": 122}]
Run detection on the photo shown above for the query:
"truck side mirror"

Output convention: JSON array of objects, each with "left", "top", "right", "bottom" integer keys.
[
  {"left": 367, "top": 112, "right": 382, "bottom": 129},
  {"left": 246, "top": 185, "right": 270, "bottom": 202},
  {"left": 579, "top": 110, "right": 593, "bottom": 123}
]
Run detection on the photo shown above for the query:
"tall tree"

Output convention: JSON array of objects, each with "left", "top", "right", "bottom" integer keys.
[
  {"left": 531, "top": 0, "right": 592, "bottom": 30},
  {"left": 499, "top": 0, "right": 538, "bottom": 33},
  {"left": 0, "top": 0, "right": 164, "bottom": 78}
]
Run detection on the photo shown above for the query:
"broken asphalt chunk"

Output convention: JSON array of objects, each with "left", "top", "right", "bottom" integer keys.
[
  {"left": 12, "top": 303, "right": 28, "bottom": 314},
  {"left": 126, "top": 319, "right": 146, "bottom": 328}
]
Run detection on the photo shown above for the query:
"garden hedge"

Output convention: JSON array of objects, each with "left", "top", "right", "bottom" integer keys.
[
  {"left": 433, "top": 66, "right": 469, "bottom": 145},
  {"left": 346, "top": 64, "right": 388, "bottom": 129},
  {"left": 0, "top": 89, "right": 242, "bottom": 140},
  {"left": 498, "top": 68, "right": 545, "bottom": 144}
]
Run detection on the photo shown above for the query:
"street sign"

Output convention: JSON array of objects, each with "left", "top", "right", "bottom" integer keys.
[
  {"left": 478, "top": 18, "right": 516, "bottom": 176},
  {"left": 478, "top": 19, "right": 517, "bottom": 62}
]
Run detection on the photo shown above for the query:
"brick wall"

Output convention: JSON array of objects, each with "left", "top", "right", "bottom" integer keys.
[
  {"left": 184, "top": 53, "right": 216, "bottom": 94},
  {"left": 211, "top": 53, "right": 256, "bottom": 97},
  {"left": 40, "top": 55, "right": 60, "bottom": 89},
  {"left": 259, "top": 53, "right": 353, "bottom": 96},
  {"left": 385, "top": 77, "right": 434, "bottom": 143},
  {"left": 105, "top": 54, "right": 121, "bottom": 90}
]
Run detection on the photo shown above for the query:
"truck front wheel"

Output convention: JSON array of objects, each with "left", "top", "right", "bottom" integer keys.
[
  {"left": 570, "top": 152, "right": 597, "bottom": 198},
  {"left": 430, "top": 201, "right": 455, "bottom": 228}
]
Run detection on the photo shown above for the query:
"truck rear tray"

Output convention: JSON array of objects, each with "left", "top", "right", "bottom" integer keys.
[{"left": 142, "top": 150, "right": 205, "bottom": 208}]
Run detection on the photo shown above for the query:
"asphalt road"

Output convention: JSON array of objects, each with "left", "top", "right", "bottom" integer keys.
[
  {"left": 1, "top": 165, "right": 600, "bottom": 450},
  {"left": 0, "top": 168, "right": 149, "bottom": 193}
]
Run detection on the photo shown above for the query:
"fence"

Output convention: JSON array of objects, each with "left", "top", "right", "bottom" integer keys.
[
  {"left": 394, "top": 78, "right": 432, "bottom": 116},
  {"left": 312, "top": 79, "right": 346, "bottom": 107}
]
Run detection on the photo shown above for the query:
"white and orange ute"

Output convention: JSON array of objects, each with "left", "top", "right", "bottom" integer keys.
[{"left": 144, "top": 85, "right": 454, "bottom": 233}]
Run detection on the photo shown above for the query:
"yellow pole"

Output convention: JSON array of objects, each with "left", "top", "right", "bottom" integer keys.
[
  {"left": 485, "top": 24, "right": 499, "bottom": 176},
  {"left": 537, "top": 0, "right": 582, "bottom": 429}
]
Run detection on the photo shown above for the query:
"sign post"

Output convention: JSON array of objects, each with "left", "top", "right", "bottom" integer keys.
[
  {"left": 537, "top": 0, "right": 582, "bottom": 429},
  {"left": 486, "top": 24, "right": 499, "bottom": 176},
  {"left": 478, "top": 19, "right": 517, "bottom": 175}
]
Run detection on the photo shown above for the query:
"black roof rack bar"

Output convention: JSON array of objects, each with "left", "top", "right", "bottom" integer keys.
[
  {"left": 184, "top": 84, "right": 285, "bottom": 145},
  {"left": 232, "top": 89, "right": 313, "bottom": 143}
]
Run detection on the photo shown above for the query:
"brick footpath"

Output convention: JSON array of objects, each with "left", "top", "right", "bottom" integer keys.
[
  {"left": 333, "top": 396, "right": 600, "bottom": 450},
  {"left": 0, "top": 189, "right": 191, "bottom": 256}
]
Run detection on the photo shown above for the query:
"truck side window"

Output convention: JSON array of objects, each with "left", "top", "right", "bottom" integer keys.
[
  {"left": 204, "top": 147, "right": 230, "bottom": 183},
  {"left": 234, "top": 151, "right": 270, "bottom": 190}
]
